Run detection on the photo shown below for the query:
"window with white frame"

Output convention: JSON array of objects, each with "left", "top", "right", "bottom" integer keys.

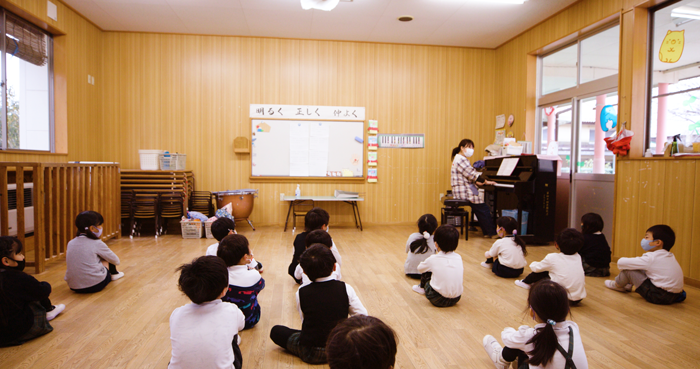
[
  {"left": 647, "top": 0, "right": 700, "bottom": 154},
  {"left": 2, "top": 9, "right": 53, "bottom": 151}
]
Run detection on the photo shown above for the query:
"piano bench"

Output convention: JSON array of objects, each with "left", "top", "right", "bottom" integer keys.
[
  {"left": 440, "top": 206, "right": 469, "bottom": 241},
  {"left": 443, "top": 199, "right": 470, "bottom": 208}
]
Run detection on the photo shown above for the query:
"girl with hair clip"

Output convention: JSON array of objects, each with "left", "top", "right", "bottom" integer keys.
[
  {"left": 0, "top": 236, "right": 64, "bottom": 347},
  {"left": 482, "top": 216, "right": 528, "bottom": 278},
  {"left": 482, "top": 280, "right": 588, "bottom": 369},
  {"left": 326, "top": 315, "right": 398, "bottom": 369},
  {"left": 450, "top": 138, "right": 498, "bottom": 238},
  {"left": 65, "top": 211, "right": 124, "bottom": 293},
  {"left": 404, "top": 214, "right": 438, "bottom": 279}
]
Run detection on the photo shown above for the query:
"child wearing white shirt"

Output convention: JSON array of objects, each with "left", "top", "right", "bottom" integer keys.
[
  {"left": 482, "top": 216, "right": 528, "bottom": 278},
  {"left": 404, "top": 214, "right": 438, "bottom": 279},
  {"left": 515, "top": 228, "right": 586, "bottom": 304},
  {"left": 412, "top": 225, "right": 463, "bottom": 307},
  {"left": 206, "top": 217, "right": 262, "bottom": 272},
  {"left": 605, "top": 224, "right": 686, "bottom": 304},
  {"left": 169, "top": 256, "right": 245, "bottom": 369},
  {"left": 294, "top": 230, "right": 342, "bottom": 287},
  {"left": 483, "top": 280, "right": 588, "bottom": 369}
]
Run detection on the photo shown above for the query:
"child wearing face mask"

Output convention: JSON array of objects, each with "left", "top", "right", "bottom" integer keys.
[
  {"left": 481, "top": 216, "right": 528, "bottom": 278},
  {"left": 65, "top": 211, "right": 124, "bottom": 293},
  {"left": 605, "top": 224, "right": 686, "bottom": 304},
  {"left": 0, "top": 236, "right": 65, "bottom": 347}
]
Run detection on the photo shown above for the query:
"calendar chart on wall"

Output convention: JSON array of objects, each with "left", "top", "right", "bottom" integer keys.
[{"left": 251, "top": 119, "right": 365, "bottom": 178}]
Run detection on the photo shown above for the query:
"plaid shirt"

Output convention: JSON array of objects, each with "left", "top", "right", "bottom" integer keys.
[{"left": 451, "top": 154, "right": 483, "bottom": 204}]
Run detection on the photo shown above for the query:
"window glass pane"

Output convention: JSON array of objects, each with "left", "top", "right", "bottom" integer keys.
[
  {"left": 6, "top": 35, "right": 50, "bottom": 151},
  {"left": 648, "top": 0, "right": 700, "bottom": 154},
  {"left": 580, "top": 26, "right": 620, "bottom": 84},
  {"left": 540, "top": 102, "right": 572, "bottom": 173},
  {"left": 542, "top": 44, "right": 578, "bottom": 96},
  {"left": 576, "top": 93, "right": 617, "bottom": 174}
]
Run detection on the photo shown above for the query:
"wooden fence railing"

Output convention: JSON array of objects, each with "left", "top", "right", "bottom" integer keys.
[{"left": 0, "top": 162, "right": 121, "bottom": 274}]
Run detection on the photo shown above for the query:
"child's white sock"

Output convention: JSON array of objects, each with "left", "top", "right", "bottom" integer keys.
[
  {"left": 412, "top": 285, "right": 425, "bottom": 295},
  {"left": 482, "top": 335, "right": 509, "bottom": 369},
  {"left": 46, "top": 304, "right": 65, "bottom": 321}
]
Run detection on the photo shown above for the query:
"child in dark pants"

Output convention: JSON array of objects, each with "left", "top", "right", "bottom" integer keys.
[
  {"left": 0, "top": 236, "right": 65, "bottom": 347},
  {"left": 413, "top": 225, "right": 463, "bottom": 307},
  {"left": 482, "top": 216, "right": 527, "bottom": 278},
  {"left": 579, "top": 213, "right": 611, "bottom": 277},
  {"left": 515, "top": 228, "right": 587, "bottom": 304},
  {"left": 288, "top": 209, "right": 330, "bottom": 284},
  {"left": 271, "top": 245, "right": 367, "bottom": 364}
]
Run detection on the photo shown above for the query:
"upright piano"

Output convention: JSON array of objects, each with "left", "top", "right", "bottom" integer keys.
[{"left": 482, "top": 155, "right": 557, "bottom": 244}]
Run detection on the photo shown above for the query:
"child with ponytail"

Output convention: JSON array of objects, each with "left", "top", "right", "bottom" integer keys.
[
  {"left": 65, "top": 211, "right": 124, "bottom": 293},
  {"left": 404, "top": 214, "right": 438, "bottom": 279},
  {"left": 482, "top": 279, "right": 588, "bottom": 369},
  {"left": 482, "top": 216, "right": 528, "bottom": 278}
]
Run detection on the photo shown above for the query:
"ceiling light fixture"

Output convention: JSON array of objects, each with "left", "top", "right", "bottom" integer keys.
[
  {"left": 301, "top": 0, "right": 352, "bottom": 11},
  {"left": 398, "top": 15, "right": 414, "bottom": 22},
  {"left": 671, "top": 6, "right": 700, "bottom": 20}
]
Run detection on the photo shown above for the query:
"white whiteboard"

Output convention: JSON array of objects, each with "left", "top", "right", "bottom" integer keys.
[{"left": 251, "top": 119, "right": 364, "bottom": 178}]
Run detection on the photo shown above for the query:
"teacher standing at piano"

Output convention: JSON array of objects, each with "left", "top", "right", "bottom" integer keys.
[{"left": 451, "top": 139, "right": 498, "bottom": 239}]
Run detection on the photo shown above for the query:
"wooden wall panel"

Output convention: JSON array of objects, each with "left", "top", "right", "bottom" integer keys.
[{"left": 100, "top": 34, "right": 496, "bottom": 226}]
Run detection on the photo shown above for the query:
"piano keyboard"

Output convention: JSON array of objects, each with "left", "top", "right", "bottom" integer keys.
[{"left": 494, "top": 183, "right": 515, "bottom": 188}]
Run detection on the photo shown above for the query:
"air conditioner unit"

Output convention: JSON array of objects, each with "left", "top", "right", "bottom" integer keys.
[{"left": 0, "top": 184, "right": 35, "bottom": 236}]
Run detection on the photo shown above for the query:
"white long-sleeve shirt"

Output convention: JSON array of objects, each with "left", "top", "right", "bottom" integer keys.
[
  {"left": 417, "top": 251, "right": 464, "bottom": 298},
  {"left": 501, "top": 321, "right": 588, "bottom": 369},
  {"left": 530, "top": 253, "right": 586, "bottom": 301},
  {"left": 617, "top": 249, "right": 684, "bottom": 293},
  {"left": 169, "top": 300, "right": 245, "bottom": 369},
  {"left": 294, "top": 263, "right": 341, "bottom": 287},
  {"left": 404, "top": 233, "right": 436, "bottom": 275},
  {"left": 485, "top": 237, "right": 527, "bottom": 269},
  {"left": 295, "top": 276, "right": 367, "bottom": 322},
  {"left": 206, "top": 242, "right": 259, "bottom": 270}
]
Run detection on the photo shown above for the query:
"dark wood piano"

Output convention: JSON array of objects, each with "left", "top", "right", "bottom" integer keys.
[{"left": 482, "top": 155, "right": 557, "bottom": 244}]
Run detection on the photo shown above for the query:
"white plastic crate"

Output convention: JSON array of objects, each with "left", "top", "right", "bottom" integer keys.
[
  {"left": 204, "top": 220, "right": 215, "bottom": 239},
  {"left": 159, "top": 154, "right": 176, "bottom": 170},
  {"left": 180, "top": 220, "right": 203, "bottom": 239},
  {"left": 175, "top": 153, "right": 187, "bottom": 170},
  {"left": 139, "top": 150, "right": 162, "bottom": 170}
]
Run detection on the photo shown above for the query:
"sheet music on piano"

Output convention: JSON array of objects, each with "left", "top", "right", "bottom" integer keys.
[{"left": 496, "top": 158, "right": 519, "bottom": 177}]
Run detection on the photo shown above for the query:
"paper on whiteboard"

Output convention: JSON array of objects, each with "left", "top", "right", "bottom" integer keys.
[
  {"left": 290, "top": 150, "right": 309, "bottom": 164},
  {"left": 290, "top": 136, "right": 310, "bottom": 151},
  {"left": 310, "top": 137, "right": 329, "bottom": 152},
  {"left": 310, "top": 122, "right": 330, "bottom": 138},
  {"left": 496, "top": 114, "right": 506, "bottom": 129},
  {"left": 291, "top": 122, "right": 309, "bottom": 137},
  {"left": 497, "top": 158, "right": 519, "bottom": 176},
  {"left": 309, "top": 150, "right": 329, "bottom": 176},
  {"left": 290, "top": 163, "right": 309, "bottom": 176}
]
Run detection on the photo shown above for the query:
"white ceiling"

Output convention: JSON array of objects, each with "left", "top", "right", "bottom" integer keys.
[{"left": 62, "top": 0, "right": 579, "bottom": 48}]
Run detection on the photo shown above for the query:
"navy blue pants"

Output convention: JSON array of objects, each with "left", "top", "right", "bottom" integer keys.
[{"left": 469, "top": 202, "right": 496, "bottom": 236}]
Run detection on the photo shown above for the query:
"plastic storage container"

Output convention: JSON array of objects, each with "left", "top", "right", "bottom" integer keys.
[
  {"left": 139, "top": 150, "right": 163, "bottom": 170},
  {"left": 159, "top": 152, "right": 176, "bottom": 170},
  {"left": 501, "top": 209, "right": 529, "bottom": 235},
  {"left": 204, "top": 220, "right": 214, "bottom": 239},
  {"left": 175, "top": 153, "right": 187, "bottom": 170},
  {"left": 180, "top": 220, "right": 203, "bottom": 239}
]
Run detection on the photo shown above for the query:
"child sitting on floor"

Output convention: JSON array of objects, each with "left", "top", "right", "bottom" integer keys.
[
  {"left": 169, "top": 256, "right": 245, "bottom": 369},
  {"left": 294, "top": 229, "right": 341, "bottom": 286},
  {"left": 482, "top": 279, "right": 588, "bottom": 369},
  {"left": 206, "top": 217, "right": 263, "bottom": 272},
  {"left": 482, "top": 216, "right": 528, "bottom": 278},
  {"left": 65, "top": 211, "right": 124, "bottom": 293},
  {"left": 579, "top": 213, "right": 611, "bottom": 277},
  {"left": 0, "top": 236, "right": 65, "bottom": 347},
  {"left": 515, "top": 228, "right": 586, "bottom": 304},
  {"left": 326, "top": 315, "right": 398, "bottom": 369},
  {"left": 605, "top": 224, "right": 686, "bottom": 305},
  {"left": 412, "top": 225, "right": 464, "bottom": 307},
  {"left": 288, "top": 208, "right": 341, "bottom": 284},
  {"left": 271, "top": 245, "right": 367, "bottom": 364},
  {"left": 217, "top": 234, "right": 265, "bottom": 329},
  {"left": 404, "top": 214, "right": 438, "bottom": 279}
]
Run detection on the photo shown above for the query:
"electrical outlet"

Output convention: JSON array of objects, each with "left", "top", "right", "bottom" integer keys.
[{"left": 280, "top": 193, "right": 284, "bottom": 201}]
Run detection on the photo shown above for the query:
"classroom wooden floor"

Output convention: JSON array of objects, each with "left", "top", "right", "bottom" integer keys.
[{"left": 2, "top": 224, "right": 700, "bottom": 368}]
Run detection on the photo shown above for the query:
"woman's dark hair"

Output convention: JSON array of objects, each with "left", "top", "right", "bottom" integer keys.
[
  {"left": 497, "top": 216, "right": 527, "bottom": 256},
  {"left": 580, "top": 213, "right": 604, "bottom": 234},
  {"left": 326, "top": 315, "right": 398, "bottom": 369},
  {"left": 75, "top": 211, "right": 104, "bottom": 240},
  {"left": 410, "top": 214, "right": 438, "bottom": 254},
  {"left": 451, "top": 138, "right": 475, "bottom": 159},
  {"left": 0, "top": 236, "right": 24, "bottom": 325},
  {"left": 526, "top": 280, "right": 570, "bottom": 367}
]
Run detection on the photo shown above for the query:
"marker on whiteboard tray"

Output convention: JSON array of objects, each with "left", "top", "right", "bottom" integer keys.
[{"left": 355, "top": 136, "right": 364, "bottom": 143}]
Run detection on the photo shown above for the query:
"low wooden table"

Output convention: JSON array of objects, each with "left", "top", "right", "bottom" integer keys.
[{"left": 282, "top": 196, "right": 364, "bottom": 232}]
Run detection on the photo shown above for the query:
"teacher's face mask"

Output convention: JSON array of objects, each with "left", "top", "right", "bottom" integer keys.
[{"left": 463, "top": 148, "right": 474, "bottom": 157}]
